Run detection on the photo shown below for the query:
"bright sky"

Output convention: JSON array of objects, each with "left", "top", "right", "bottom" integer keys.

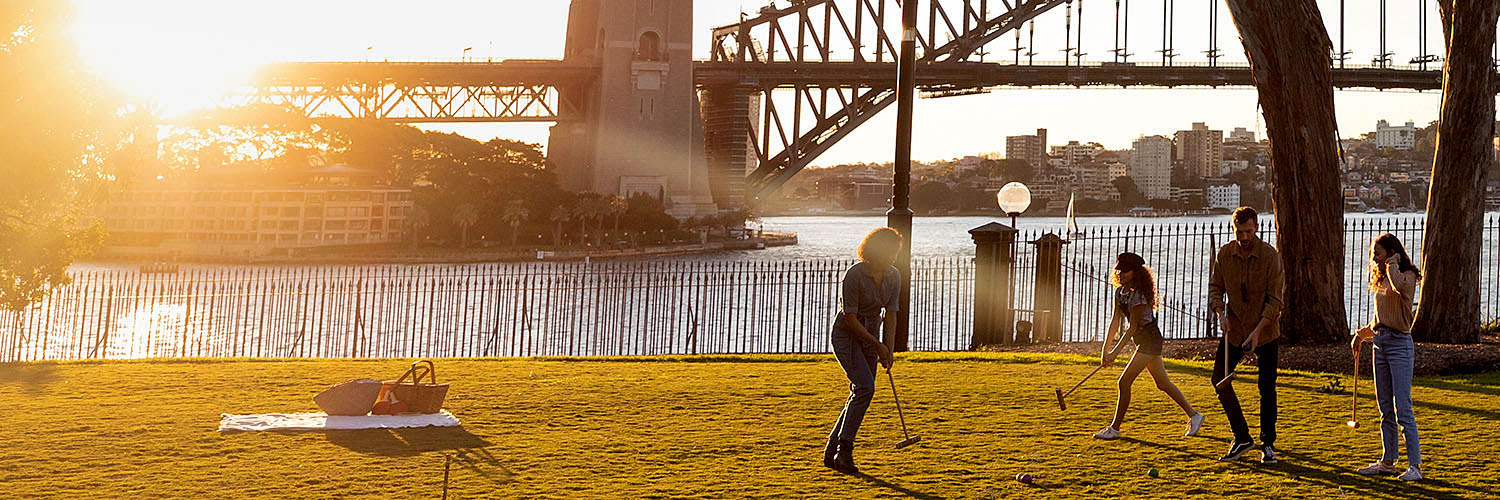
[{"left": 69, "top": 0, "right": 1454, "bottom": 167}]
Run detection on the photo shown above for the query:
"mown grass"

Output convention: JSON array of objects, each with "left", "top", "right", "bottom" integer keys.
[{"left": 2, "top": 352, "right": 1498, "bottom": 499}]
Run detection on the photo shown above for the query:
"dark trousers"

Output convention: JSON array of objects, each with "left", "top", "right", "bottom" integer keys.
[{"left": 1214, "top": 338, "right": 1279, "bottom": 446}]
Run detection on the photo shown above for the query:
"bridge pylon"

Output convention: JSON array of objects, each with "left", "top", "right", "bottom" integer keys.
[{"left": 548, "top": 0, "right": 719, "bottom": 218}]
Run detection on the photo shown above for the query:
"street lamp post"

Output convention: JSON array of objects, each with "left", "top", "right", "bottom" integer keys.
[{"left": 888, "top": 0, "right": 919, "bottom": 352}]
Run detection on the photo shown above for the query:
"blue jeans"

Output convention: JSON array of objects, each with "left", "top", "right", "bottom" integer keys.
[
  {"left": 1372, "top": 326, "right": 1421, "bottom": 467},
  {"left": 828, "top": 328, "right": 878, "bottom": 443}
]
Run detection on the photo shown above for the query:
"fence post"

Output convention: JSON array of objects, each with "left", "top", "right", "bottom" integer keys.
[
  {"left": 970, "top": 222, "right": 1018, "bottom": 348},
  {"left": 1030, "top": 233, "right": 1067, "bottom": 343}
]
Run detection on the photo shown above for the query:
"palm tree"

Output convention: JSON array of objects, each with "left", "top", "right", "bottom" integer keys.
[
  {"left": 500, "top": 200, "right": 530, "bottom": 248},
  {"left": 452, "top": 203, "right": 479, "bottom": 248},
  {"left": 548, "top": 205, "right": 570, "bottom": 249},
  {"left": 608, "top": 195, "right": 627, "bottom": 237},
  {"left": 571, "top": 192, "right": 609, "bottom": 247},
  {"left": 408, "top": 206, "right": 431, "bottom": 250}
]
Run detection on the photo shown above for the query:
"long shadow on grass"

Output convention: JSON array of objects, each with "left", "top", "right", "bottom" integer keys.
[
  {"left": 851, "top": 472, "right": 949, "bottom": 500},
  {"left": 0, "top": 362, "right": 58, "bottom": 393},
  {"left": 1274, "top": 377, "right": 1500, "bottom": 421},
  {"left": 1121, "top": 437, "right": 1478, "bottom": 500},
  {"left": 1414, "top": 378, "right": 1500, "bottom": 398},
  {"left": 324, "top": 427, "right": 515, "bottom": 485}
]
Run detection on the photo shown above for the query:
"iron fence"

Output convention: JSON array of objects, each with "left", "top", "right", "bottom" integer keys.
[
  {"left": 0, "top": 259, "right": 974, "bottom": 361},
  {"left": 3, "top": 215, "right": 1496, "bottom": 361}
]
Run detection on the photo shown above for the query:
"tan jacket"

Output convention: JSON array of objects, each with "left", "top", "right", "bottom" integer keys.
[
  {"left": 1208, "top": 239, "right": 1285, "bottom": 346},
  {"left": 1370, "top": 261, "right": 1418, "bottom": 333}
]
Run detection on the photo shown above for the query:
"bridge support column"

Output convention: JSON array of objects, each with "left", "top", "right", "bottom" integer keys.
[{"left": 701, "top": 85, "right": 755, "bottom": 210}]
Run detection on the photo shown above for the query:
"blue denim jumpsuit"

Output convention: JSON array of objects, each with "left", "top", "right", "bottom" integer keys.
[{"left": 827, "top": 262, "right": 901, "bottom": 443}]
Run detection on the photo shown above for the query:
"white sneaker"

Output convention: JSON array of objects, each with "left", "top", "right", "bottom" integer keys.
[
  {"left": 1184, "top": 413, "right": 1206, "bottom": 437},
  {"left": 1399, "top": 466, "right": 1423, "bottom": 481},
  {"left": 1093, "top": 426, "right": 1121, "bottom": 440}
]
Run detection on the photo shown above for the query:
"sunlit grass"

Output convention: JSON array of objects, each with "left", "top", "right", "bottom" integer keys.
[{"left": 2, "top": 353, "right": 1497, "bottom": 498}]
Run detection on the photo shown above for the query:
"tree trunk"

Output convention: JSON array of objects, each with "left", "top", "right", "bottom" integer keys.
[
  {"left": 553, "top": 223, "right": 563, "bottom": 248},
  {"left": 460, "top": 225, "right": 469, "bottom": 248},
  {"left": 1413, "top": 0, "right": 1499, "bottom": 344},
  {"left": 1224, "top": 0, "right": 1348, "bottom": 344},
  {"left": 509, "top": 223, "right": 521, "bottom": 247}
]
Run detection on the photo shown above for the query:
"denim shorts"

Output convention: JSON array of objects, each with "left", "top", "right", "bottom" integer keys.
[{"left": 1132, "top": 321, "right": 1164, "bottom": 356}]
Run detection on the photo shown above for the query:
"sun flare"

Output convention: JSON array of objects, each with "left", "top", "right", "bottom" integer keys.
[{"left": 68, "top": 0, "right": 278, "bottom": 116}]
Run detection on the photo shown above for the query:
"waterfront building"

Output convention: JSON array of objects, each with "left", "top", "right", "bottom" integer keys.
[
  {"left": 1228, "top": 127, "right": 1256, "bottom": 144},
  {"left": 1208, "top": 183, "right": 1241, "bottom": 210},
  {"left": 93, "top": 165, "right": 414, "bottom": 258},
  {"left": 1006, "top": 128, "right": 1049, "bottom": 170},
  {"left": 1131, "top": 135, "right": 1174, "bottom": 200},
  {"left": 1375, "top": 120, "right": 1417, "bottom": 150},
  {"left": 1049, "top": 140, "right": 1104, "bottom": 167},
  {"left": 1174, "top": 122, "right": 1225, "bottom": 178}
]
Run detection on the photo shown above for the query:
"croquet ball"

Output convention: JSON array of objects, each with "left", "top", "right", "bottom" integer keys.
[
  {"left": 1148, "top": 468, "right": 1159, "bottom": 478},
  {"left": 1014, "top": 473, "right": 1033, "bottom": 484}
]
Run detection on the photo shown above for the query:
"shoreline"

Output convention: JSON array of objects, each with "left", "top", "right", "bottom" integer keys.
[{"left": 85, "top": 234, "right": 798, "bottom": 266}]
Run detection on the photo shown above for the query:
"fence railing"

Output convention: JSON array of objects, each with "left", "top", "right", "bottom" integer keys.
[
  {"left": 1021, "top": 214, "right": 1500, "bottom": 343},
  {"left": 3, "top": 215, "right": 1496, "bottom": 361},
  {"left": 0, "top": 259, "right": 973, "bottom": 361}
]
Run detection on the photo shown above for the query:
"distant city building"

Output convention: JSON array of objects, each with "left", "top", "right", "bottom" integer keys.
[
  {"left": 1175, "top": 122, "right": 1225, "bottom": 178},
  {"left": 1049, "top": 140, "right": 1104, "bottom": 167},
  {"left": 1107, "top": 161, "right": 1130, "bottom": 180},
  {"left": 1375, "top": 120, "right": 1417, "bottom": 150},
  {"left": 1208, "top": 183, "right": 1241, "bottom": 210},
  {"left": 94, "top": 165, "right": 414, "bottom": 258},
  {"left": 1220, "top": 160, "right": 1250, "bottom": 173},
  {"left": 1131, "top": 135, "right": 1174, "bottom": 200},
  {"left": 1072, "top": 163, "right": 1121, "bottom": 201},
  {"left": 957, "top": 155, "right": 986, "bottom": 174},
  {"left": 814, "top": 174, "right": 893, "bottom": 210},
  {"left": 1171, "top": 186, "right": 1206, "bottom": 207},
  {"left": 1029, "top": 169, "right": 1076, "bottom": 202},
  {"left": 1006, "top": 128, "right": 1049, "bottom": 170},
  {"left": 1228, "top": 127, "right": 1256, "bottom": 144}
]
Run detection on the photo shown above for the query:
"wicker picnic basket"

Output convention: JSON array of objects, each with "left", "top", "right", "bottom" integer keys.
[{"left": 377, "top": 360, "right": 449, "bottom": 414}]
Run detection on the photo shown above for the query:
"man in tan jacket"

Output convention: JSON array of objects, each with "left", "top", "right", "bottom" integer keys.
[{"left": 1208, "top": 207, "right": 1285, "bottom": 464}]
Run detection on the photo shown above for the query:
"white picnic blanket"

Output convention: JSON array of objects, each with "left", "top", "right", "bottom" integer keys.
[{"left": 218, "top": 410, "right": 460, "bottom": 432}]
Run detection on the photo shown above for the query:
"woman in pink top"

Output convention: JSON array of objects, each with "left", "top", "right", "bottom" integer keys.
[{"left": 1351, "top": 233, "right": 1423, "bottom": 481}]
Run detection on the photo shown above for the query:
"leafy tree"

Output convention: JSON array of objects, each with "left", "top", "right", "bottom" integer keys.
[
  {"left": 1111, "top": 177, "right": 1146, "bottom": 207},
  {"left": 2, "top": 3, "right": 124, "bottom": 310},
  {"left": 911, "top": 182, "right": 957, "bottom": 211},
  {"left": 987, "top": 158, "right": 1034, "bottom": 183},
  {"left": 158, "top": 104, "right": 334, "bottom": 173}
]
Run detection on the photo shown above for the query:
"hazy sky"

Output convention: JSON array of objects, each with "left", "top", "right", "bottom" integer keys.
[{"left": 70, "top": 0, "right": 1456, "bottom": 166}]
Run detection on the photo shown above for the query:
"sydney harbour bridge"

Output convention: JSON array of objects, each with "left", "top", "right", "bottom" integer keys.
[{"left": 235, "top": 0, "right": 1461, "bottom": 216}]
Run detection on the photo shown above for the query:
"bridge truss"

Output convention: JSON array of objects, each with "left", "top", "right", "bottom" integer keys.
[{"left": 242, "top": 61, "right": 596, "bottom": 123}]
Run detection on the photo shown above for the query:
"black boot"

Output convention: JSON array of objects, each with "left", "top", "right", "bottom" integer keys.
[
  {"left": 833, "top": 439, "right": 859, "bottom": 474},
  {"left": 823, "top": 439, "right": 839, "bottom": 469}
]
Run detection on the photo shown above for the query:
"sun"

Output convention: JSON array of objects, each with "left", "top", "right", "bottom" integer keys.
[{"left": 68, "top": 0, "right": 276, "bottom": 117}]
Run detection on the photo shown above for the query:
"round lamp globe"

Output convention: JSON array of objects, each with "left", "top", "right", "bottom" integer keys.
[{"left": 997, "top": 182, "right": 1032, "bottom": 215}]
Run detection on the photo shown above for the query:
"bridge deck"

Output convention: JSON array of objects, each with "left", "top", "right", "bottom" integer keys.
[{"left": 252, "top": 60, "right": 1446, "bottom": 92}]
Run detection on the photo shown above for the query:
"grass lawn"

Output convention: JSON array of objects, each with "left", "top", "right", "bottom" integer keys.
[{"left": 2, "top": 353, "right": 1498, "bottom": 499}]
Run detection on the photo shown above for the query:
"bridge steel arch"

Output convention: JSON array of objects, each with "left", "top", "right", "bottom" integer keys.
[{"left": 705, "top": 0, "right": 1076, "bottom": 205}]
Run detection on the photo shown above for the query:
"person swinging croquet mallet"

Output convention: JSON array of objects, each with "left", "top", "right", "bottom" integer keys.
[
  {"left": 1092, "top": 252, "right": 1206, "bottom": 441},
  {"left": 822, "top": 227, "right": 901, "bottom": 474},
  {"left": 1208, "top": 207, "right": 1285, "bottom": 463}
]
